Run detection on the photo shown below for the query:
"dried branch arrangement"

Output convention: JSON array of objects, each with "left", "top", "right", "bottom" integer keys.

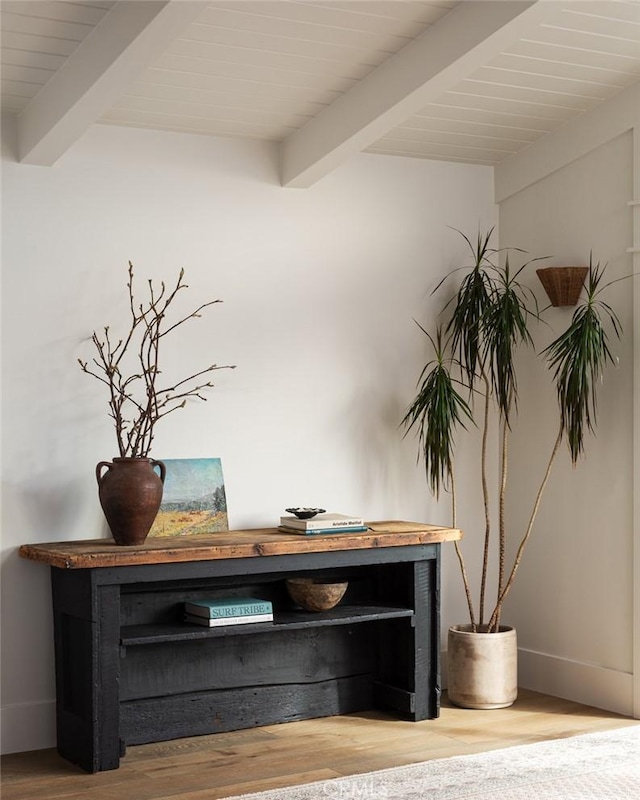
[{"left": 79, "top": 262, "right": 235, "bottom": 458}]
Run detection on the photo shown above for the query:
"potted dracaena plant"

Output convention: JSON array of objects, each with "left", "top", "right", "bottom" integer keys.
[
  {"left": 79, "top": 262, "right": 235, "bottom": 546},
  {"left": 402, "top": 228, "right": 623, "bottom": 708}
]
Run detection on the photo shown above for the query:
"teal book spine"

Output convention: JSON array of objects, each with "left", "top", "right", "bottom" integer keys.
[
  {"left": 278, "top": 526, "right": 369, "bottom": 535},
  {"left": 184, "top": 597, "right": 273, "bottom": 618}
]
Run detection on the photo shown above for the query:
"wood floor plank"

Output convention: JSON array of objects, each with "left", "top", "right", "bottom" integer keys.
[{"left": 2, "top": 690, "right": 638, "bottom": 800}]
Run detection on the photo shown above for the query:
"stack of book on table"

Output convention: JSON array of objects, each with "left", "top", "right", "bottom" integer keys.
[
  {"left": 184, "top": 596, "right": 274, "bottom": 627},
  {"left": 278, "top": 513, "right": 368, "bottom": 535}
]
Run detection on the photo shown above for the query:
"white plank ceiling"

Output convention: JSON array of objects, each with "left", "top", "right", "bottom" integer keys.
[{"left": 1, "top": 0, "right": 639, "bottom": 184}]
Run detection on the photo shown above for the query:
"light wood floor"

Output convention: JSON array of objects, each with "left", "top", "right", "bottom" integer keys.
[{"left": 2, "top": 690, "right": 638, "bottom": 800}]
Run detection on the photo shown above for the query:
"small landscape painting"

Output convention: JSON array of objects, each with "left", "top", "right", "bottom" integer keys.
[{"left": 149, "top": 458, "right": 229, "bottom": 537}]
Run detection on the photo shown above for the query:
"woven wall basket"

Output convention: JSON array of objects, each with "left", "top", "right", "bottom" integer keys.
[{"left": 536, "top": 266, "right": 588, "bottom": 307}]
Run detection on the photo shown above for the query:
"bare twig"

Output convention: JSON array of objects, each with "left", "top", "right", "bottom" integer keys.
[
  {"left": 79, "top": 263, "right": 235, "bottom": 457},
  {"left": 486, "top": 424, "right": 563, "bottom": 632},
  {"left": 478, "top": 369, "right": 491, "bottom": 627},
  {"left": 493, "top": 392, "right": 512, "bottom": 632},
  {"left": 451, "top": 465, "right": 477, "bottom": 630}
]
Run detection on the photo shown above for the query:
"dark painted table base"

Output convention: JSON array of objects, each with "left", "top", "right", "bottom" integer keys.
[{"left": 34, "top": 533, "right": 445, "bottom": 772}]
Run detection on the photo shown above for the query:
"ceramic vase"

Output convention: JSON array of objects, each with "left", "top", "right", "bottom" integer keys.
[{"left": 96, "top": 457, "right": 166, "bottom": 546}]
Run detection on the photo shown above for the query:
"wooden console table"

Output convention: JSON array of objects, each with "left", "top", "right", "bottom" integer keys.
[{"left": 19, "top": 521, "right": 460, "bottom": 773}]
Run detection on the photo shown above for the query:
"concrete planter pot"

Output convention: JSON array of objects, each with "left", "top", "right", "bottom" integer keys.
[{"left": 447, "top": 624, "right": 517, "bottom": 709}]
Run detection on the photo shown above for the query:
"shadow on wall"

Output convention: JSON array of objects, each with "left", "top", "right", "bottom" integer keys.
[
  {"left": 0, "top": 546, "right": 56, "bottom": 749},
  {"left": 0, "top": 476, "right": 110, "bottom": 752},
  {"left": 338, "top": 386, "right": 437, "bottom": 521},
  {"left": 5, "top": 473, "right": 107, "bottom": 542}
]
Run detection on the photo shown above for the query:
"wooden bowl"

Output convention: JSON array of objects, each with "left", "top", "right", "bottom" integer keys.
[{"left": 285, "top": 578, "right": 348, "bottom": 612}]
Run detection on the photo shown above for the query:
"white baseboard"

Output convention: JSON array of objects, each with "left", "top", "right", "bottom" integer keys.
[
  {"left": 517, "top": 648, "right": 635, "bottom": 717},
  {"left": 1, "top": 701, "right": 56, "bottom": 755},
  {"left": 442, "top": 647, "right": 635, "bottom": 717}
]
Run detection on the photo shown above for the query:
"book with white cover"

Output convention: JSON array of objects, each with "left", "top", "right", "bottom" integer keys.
[
  {"left": 279, "top": 513, "right": 365, "bottom": 531},
  {"left": 184, "top": 612, "right": 273, "bottom": 627},
  {"left": 278, "top": 525, "right": 368, "bottom": 536}
]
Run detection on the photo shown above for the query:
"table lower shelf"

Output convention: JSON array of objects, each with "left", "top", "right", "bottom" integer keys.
[{"left": 120, "top": 604, "right": 414, "bottom": 645}]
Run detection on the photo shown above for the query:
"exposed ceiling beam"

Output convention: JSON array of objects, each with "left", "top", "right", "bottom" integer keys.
[
  {"left": 17, "top": 0, "right": 205, "bottom": 166},
  {"left": 495, "top": 81, "right": 640, "bottom": 204},
  {"left": 280, "top": 0, "right": 560, "bottom": 189}
]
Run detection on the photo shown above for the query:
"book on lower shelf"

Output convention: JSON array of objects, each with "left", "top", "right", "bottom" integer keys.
[
  {"left": 278, "top": 525, "right": 368, "bottom": 535},
  {"left": 184, "top": 596, "right": 273, "bottom": 619},
  {"left": 184, "top": 612, "right": 274, "bottom": 627},
  {"left": 279, "top": 513, "right": 365, "bottom": 531}
]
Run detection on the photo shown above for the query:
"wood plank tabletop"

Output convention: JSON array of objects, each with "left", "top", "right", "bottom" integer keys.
[{"left": 18, "top": 521, "right": 462, "bottom": 569}]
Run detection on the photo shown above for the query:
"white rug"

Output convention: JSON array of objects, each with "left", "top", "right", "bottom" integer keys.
[{"left": 225, "top": 725, "right": 640, "bottom": 800}]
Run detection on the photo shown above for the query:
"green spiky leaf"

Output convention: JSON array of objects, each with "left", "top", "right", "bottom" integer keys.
[
  {"left": 481, "top": 254, "right": 538, "bottom": 423},
  {"left": 402, "top": 327, "right": 473, "bottom": 497},
  {"left": 544, "top": 258, "right": 622, "bottom": 463},
  {"left": 445, "top": 228, "right": 497, "bottom": 388}
]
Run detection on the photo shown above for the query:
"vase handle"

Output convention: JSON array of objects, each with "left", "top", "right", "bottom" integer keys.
[
  {"left": 96, "top": 461, "right": 113, "bottom": 486},
  {"left": 152, "top": 459, "right": 166, "bottom": 484}
]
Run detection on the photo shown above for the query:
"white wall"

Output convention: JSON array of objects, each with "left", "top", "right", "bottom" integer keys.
[
  {"left": 0, "top": 115, "right": 495, "bottom": 753},
  {"left": 496, "top": 86, "right": 637, "bottom": 716}
]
